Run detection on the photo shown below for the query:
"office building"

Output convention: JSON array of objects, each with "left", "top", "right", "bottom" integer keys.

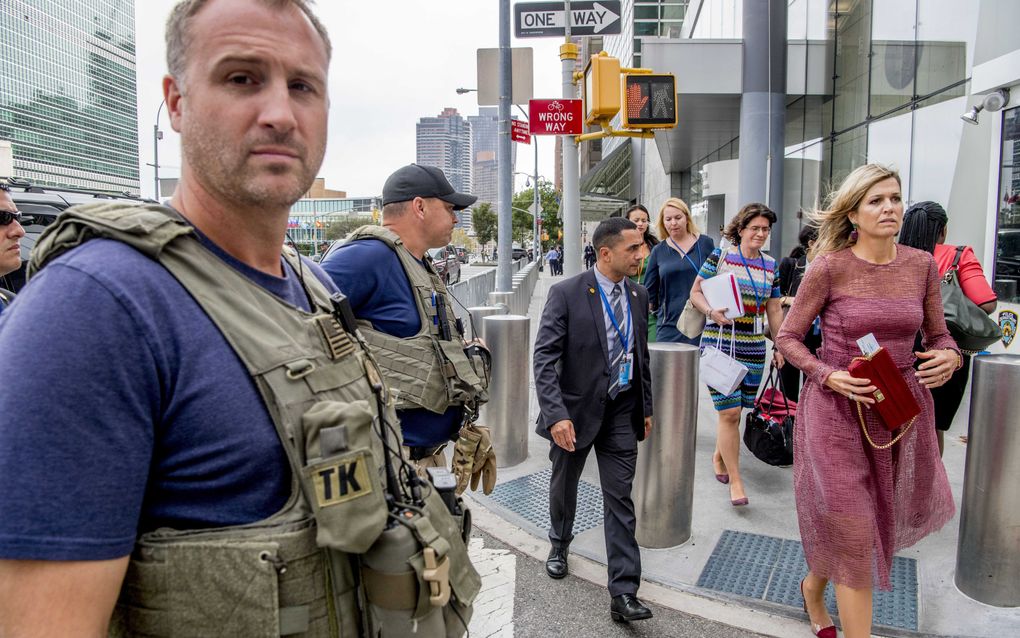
[
  {"left": 0, "top": 0, "right": 140, "bottom": 193},
  {"left": 577, "top": 0, "right": 1019, "bottom": 310},
  {"left": 417, "top": 107, "right": 473, "bottom": 231}
]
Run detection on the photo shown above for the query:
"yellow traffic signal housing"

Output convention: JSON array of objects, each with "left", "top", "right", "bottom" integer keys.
[
  {"left": 621, "top": 73, "right": 677, "bottom": 129},
  {"left": 583, "top": 52, "right": 621, "bottom": 125}
]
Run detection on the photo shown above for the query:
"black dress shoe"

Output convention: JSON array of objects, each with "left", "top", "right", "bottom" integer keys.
[
  {"left": 545, "top": 546, "right": 568, "bottom": 579},
  {"left": 610, "top": 593, "right": 653, "bottom": 622}
]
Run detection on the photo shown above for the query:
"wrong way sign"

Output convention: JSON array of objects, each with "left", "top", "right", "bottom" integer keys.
[
  {"left": 515, "top": 1, "right": 622, "bottom": 38},
  {"left": 529, "top": 99, "right": 583, "bottom": 135}
]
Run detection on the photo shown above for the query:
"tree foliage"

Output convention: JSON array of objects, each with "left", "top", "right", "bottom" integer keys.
[
  {"left": 324, "top": 217, "right": 373, "bottom": 241},
  {"left": 472, "top": 202, "right": 497, "bottom": 247},
  {"left": 511, "top": 183, "right": 561, "bottom": 250}
]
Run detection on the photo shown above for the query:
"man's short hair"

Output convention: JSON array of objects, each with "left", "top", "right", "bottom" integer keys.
[
  {"left": 592, "top": 217, "right": 637, "bottom": 252},
  {"left": 381, "top": 200, "right": 411, "bottom": 219},
  {"left": 166, "top": 0, "right": 332, "bottom": 82}
]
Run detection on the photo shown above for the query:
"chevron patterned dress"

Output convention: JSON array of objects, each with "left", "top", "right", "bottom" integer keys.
[{"left": 698, "top": 246, "right": 782, "bottom": 411}]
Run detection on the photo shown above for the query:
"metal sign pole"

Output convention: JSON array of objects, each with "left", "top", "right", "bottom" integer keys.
[
  {"left": 497, "top": 0, "right": 513, "bottom": 292},
  {"left": 561, "top": 1, "right": 581, "bottom": 278}
]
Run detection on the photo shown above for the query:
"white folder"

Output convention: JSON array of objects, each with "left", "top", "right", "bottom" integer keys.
[{"left": 700, "top": 272, "right": 745, "bottom": 320}]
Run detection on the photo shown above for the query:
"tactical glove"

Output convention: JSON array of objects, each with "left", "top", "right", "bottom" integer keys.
[
  {"left": 452, "top": 424, "right": 497, "bottom": 495},
  {"left": 468, "top": 424, "right": 497, "bottom": 495}
]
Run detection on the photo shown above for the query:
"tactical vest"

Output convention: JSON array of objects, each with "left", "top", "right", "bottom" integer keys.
[
  {"left": 345, "top": 226, "right": 488, "bottom": 416},
  {"left": 28, "top": 204, "right": 481, "bottom": 638}
]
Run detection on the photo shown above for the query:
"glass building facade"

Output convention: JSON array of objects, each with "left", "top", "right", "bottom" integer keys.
[{"left": 0, "top": 0, "right": 139, "bottom": 193}]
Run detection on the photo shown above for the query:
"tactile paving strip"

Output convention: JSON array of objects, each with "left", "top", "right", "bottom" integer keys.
[
  {"left": 698, "top": 530, "right": 918, "bottom": 631},
  {"left": 485, "top": 468, "right": 605, "bottom": 535}
]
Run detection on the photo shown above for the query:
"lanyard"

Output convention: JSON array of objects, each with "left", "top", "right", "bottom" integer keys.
[
  {"left": 668, "top": 237, "right": 702, "bottom": 272},
  {"left": 737, "top": 247, "right": 767, "bottom": 313},
  {"left": 596, "top": 282, "right": 631, "bottom": 353}
]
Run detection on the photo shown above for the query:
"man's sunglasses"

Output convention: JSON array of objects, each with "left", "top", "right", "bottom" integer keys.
[{"left": 0, "top": 211, "right": 32, "bottom": 226}]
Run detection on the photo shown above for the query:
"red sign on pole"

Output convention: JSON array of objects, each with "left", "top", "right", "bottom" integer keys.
[
  {"left": 529, "top": 99, "right": 583, "bottom": 135},
  {"left": 511, "top": 119, "right": 531, "bottom": 144}
]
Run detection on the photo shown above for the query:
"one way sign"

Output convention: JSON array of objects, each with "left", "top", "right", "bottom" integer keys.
[{"left": 515, "top": 1, "right": 622, "bottom": 38}]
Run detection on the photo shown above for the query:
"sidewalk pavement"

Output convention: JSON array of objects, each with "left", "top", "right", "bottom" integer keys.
[{"left": 465, "top": 266, "right": 1018, "bottom": 638}]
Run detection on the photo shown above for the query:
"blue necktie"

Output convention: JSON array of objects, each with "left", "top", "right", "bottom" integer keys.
[{"left": 608, "top": 284, "right": 628, "bottom": 399}]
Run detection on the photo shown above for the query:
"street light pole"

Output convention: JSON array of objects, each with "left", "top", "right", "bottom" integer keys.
[
  {"left": 533, "top": 136, "right": 540, "bottom": 263},
  {"left": 153, "top": 99, "right": 165, "bottom": 201},
  {"left": 561, "top": 1, "right": 581, "bottom": 277}
]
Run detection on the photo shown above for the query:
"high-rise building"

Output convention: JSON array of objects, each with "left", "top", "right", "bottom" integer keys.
[
  {"left": 0, "top": 0, "right": 140, "bottom": 193},
  {"left": 417, "top": 107, "right": 472, "bottom": 231},
  {"left": 467, "top": 108, "right": 498, "bottom": 209}
]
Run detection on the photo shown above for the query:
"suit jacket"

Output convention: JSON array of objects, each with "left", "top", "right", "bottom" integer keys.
[{"left": 534, "top": 269, "right": 654, "bottom": 449}]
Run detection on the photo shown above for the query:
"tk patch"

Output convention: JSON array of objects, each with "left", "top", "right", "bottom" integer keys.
[{"left": 311, "top": 453, "right": 372, "bottom": 507}]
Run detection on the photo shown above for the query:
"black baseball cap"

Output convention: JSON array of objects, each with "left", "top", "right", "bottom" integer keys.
[{"left": 382, "top": 164, "right": 477, "bottom": 211}]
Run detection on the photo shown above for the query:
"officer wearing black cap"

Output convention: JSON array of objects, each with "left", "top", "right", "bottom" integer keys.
[{"left": 321, "top": 165, "right": 496, "bottom": 492}]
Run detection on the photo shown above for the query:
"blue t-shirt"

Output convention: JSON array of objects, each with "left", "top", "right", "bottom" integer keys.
[
  {"left": 644, "top": 234, "right": 715, "bottom": 344},
  {"left": 320, "top": 238, "right": 463, "bottom": 447},
  {"left": 0, "top": 231, "right": 336, "bottom": 561}
]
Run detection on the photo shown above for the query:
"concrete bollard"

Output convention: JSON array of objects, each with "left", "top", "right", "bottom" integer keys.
[
  {"left": 955, "top": 354, "right": 1020, "bottom": 606},
  {"left": 466, "top": 305, "right": 507, "bottom": 341},
  {"left": 478, "top": 315, "right": 530, "bottom": 468},
  {"left": 633, "top": 343, "right": 700, "bottom": 548}
]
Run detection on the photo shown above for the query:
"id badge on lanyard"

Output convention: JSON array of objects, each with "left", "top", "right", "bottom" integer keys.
[
  {"left": 754, "top": 315, "right": 764, "bottom": 334},
  {"left": 619, "top": 354, "right": 633, "bottom": 385}
]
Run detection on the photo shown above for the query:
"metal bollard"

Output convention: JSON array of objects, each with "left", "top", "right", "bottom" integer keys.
[
  {"left": 955, "top": 354, "right": 1020, "bottom": 606},
  {"left": 478, "top": 315, "right": 530, "bottom": 467},
  {"left": 466, "top": 305, "right": 507, "bottom": 341},
  {"left": 488, "top": 291, "right": 512, "bottom": 313},
  {"left": 633, "top": 343, "right": 700, "bottom": 548}
]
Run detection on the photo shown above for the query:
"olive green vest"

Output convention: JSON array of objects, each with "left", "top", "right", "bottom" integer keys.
[
  {"left": 345, "top": 226, "right": 487, "bottom": 416},
  {"left": 29, "top": 204, "right": 480, "bottom": 637}
]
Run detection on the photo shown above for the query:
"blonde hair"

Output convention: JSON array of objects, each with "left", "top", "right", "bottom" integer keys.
[
  {"left": 656, "top": 197, "right": 700, "bottom": 240},
  {"left": 808, "top": 164, "right": 901, "bottom": 261}
]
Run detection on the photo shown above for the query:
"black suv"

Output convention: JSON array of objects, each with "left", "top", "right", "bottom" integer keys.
[{"left": 4, "top": 180, "right": 155, "bottom": 292}]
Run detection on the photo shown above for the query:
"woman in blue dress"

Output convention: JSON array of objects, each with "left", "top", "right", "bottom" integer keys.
[
  {"left": 644, "top": 197, "right": 715, "bottom": 345},
  {"left": 689, "top": 203, "right": 786, "bottom": 507}
]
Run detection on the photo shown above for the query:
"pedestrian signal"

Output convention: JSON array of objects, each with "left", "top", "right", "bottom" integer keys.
[
  {"left": 583, "top": 53, "right": 621, "bottom": 125},
  {"left": 621, "top": 74, "right": 677, "bottom": 129}
]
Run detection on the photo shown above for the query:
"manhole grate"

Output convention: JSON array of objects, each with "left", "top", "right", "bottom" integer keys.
[
  {"left": 698, "top": 530, "right": 918, "bottom": 631},
  {"left": 485, "top": 468, "right": 605, "bottom": 535}
]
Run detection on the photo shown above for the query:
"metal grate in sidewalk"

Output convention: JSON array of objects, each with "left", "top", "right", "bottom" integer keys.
[
  {"left": 697, "top": 530, "right": 918, "bottom": 631},
  {"left": 485, "top": 468, "right": 605, "bottom": 535}
]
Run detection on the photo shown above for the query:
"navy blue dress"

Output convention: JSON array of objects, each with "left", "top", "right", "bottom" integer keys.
[{"left": 643, "top": 234, "right": 715, "bottom": 345}]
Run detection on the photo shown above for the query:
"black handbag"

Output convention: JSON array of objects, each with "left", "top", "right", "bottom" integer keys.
[
  {"left": 942, "top": 246, "right": 1001, "bottom": 353},
  {"left": 743, "top": 366, "right": 795, "bottom": 467}
]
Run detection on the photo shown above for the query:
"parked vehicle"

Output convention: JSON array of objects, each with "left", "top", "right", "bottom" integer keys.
[
  {"left": 4, "top": 179, "right": 155, "bottom": 292},
  {"left": 427, "top": 244, "right": 461, "bottom": 285},
  {"left": 454, "top": 246, "right": 469, "bottom": 264}
]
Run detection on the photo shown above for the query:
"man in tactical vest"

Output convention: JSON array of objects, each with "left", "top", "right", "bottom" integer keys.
[
  {"left": 320, "top": 165, "right": 497, "bottom": 494},
  {"left": 0, "top": 183, "right": 25, "bottom": 314},
  {"left": 0, "top": 1, "right": 479, "bottom": 635}
]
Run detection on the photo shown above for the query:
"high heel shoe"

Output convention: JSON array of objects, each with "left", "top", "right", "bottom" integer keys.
[
  {"left": 715, "top": 472, "right": 730, "bottom": 484},
  {"left": 730, "top": 496, "right": 748, "bottom": 506},
  {"left": 800, "top": 578, "right": 836, "bottom": 638}
]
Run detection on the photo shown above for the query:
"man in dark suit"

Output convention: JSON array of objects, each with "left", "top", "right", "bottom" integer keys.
[{"left": 533, "top": 217, "right": 654, "bottom": 623}]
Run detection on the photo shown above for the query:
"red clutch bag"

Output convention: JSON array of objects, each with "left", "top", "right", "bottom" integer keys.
[{"left": 847, "top": 346, "right": 921, "bottom": 432}]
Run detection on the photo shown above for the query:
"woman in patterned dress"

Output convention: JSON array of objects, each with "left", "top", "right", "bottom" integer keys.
[
  {"left": 644, "top": 198, "right": 715, "bottom": 346},
  {"left": 775, "top": 165, "right": 958, "bottom": 638},
  {"left": 625, "top": 204, "right": 660, "bottom": 341},
  {"left": 688, "top": 203, "right": 786, "bottom": 506}
]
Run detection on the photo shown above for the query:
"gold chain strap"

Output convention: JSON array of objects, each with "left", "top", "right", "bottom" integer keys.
[{"left": 854, "top": 400, "right": 915, "bottom": 450}]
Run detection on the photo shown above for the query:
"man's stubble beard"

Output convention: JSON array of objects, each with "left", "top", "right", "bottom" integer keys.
[{"left": 181, "top": 120, "right": 324, "bottom": 211}]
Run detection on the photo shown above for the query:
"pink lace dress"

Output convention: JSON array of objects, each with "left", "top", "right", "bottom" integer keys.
[{"left": 774, "top": 247, "right": 957, "bottom": 590}]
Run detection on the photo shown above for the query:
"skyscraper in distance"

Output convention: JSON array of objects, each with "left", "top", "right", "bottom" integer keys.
[{"left": 416, "top": 107, "right": 473, "bottom": 231}]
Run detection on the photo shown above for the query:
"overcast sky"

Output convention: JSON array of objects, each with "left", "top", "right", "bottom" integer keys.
[{"left": 133, "top": 1, "right": 565, "bottom": 200}]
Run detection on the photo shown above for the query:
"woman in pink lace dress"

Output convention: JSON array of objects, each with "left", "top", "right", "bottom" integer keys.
[{"left": 775, "top": 164, "right": 959, "bottom": 638}]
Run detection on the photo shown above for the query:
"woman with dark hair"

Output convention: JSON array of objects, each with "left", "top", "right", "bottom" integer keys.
[
  {"left": 688, "top": 203, "right": 784, "bottom": 506},
  {"left": 899, "top": 201, "right": 997, "bottom": 455},
  {"left": 625, "top": 204, "right": 662, "bottom": 340},
  {"left": 775, "top": 225, "right": 820, "bottom": 400},
  {"left": 775, "top": 165, "right": 959, "bottom": 638},
  {"left": 643, "top": 198, "right": 714, "bottom": 346}
]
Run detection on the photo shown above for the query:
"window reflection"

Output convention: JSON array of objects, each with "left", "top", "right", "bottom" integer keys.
[{"left": 995, "top": 107, "right": 1020, "bottom": 303}]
